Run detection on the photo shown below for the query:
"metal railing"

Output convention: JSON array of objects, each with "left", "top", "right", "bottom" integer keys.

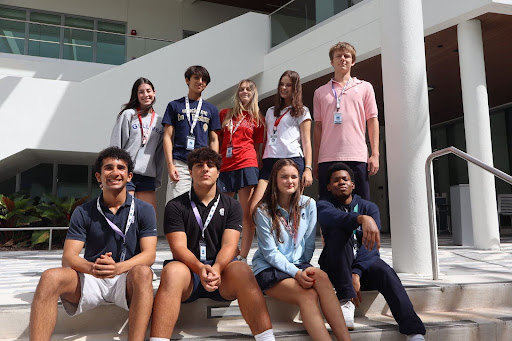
[
  {"left": 0, "top": 226, "right": 69, "bottom": 251},
  {"left": 0, "top": 16, "right": 175, "bottom": 43},
  {"left": 425, "top": 146, "right": 512, "bottom": 280}
]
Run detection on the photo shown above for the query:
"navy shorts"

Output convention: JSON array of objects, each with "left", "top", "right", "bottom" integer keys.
[
  {"left": 163, "top": 259, "right": 235, "bottom": 303},
  {"left": 218, "top": 167, "right": 259, "bottom": 193},
  {"left": 126, "top": 173, "right": 156, "bottom": 192},
  {"left": 255, "top": 263, "right": 312, "bottom": 292},
  {"left": 258, "top": 157, "right": 304, "bottom": 181}
]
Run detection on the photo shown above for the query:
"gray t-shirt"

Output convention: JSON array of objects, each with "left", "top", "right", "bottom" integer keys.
[{"left": 110, "top": 109, "right": 165, "bottom": 188}]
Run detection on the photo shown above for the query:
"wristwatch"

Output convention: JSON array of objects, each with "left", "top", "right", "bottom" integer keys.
[
  {"left": 237, "top": 255, "right": 247, "bottom": 263},
  {"left": 305, "top": 165, "right": 313, "bottom": 171}
]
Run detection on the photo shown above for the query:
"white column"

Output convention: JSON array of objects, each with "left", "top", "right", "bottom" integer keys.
[
  {"left": 380, "top": 0, "right": 432, "bottom": 274},
  {"left": 457, "top": 20, "right": 500, "bottom": 250}
]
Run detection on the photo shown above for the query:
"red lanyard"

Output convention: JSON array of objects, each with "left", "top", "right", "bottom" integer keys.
[
  {"left": 137, "top": 108, "right": 155, "bottom": 147},
  {"left": 273, "top": 108, "right": 291, "bottom": 134}
]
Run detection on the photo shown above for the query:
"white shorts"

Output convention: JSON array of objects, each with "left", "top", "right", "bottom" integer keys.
[
  {"left": 61, "top": 272, "right": 129, "bottom": 316},
  {"left": 166, "top": 159, "right": 192, "bottom": 203}
]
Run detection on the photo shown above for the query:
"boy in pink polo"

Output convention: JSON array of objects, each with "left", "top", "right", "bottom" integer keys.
[{"left": 313, "top": 42, "right": 380, "bottom": 200}]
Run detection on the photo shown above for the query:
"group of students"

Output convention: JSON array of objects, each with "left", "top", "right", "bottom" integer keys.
[{"left": 29, "top": 41, "right": 426, "bottom": 341}]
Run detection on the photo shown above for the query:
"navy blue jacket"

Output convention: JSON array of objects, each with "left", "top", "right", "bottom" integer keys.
[{"left": 317, "top": 194, "right": 381, "bottom": 278}]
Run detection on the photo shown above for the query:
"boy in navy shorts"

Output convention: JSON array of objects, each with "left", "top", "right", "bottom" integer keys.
[
  {"left": 150, "top": 148, "right": 275, "bottom": 341},
  {"left": 30, "top": 147, "right": 158, "bottom": 341},
  {"left": 162, "top": 65, "right": 221, "bottom": 203}
]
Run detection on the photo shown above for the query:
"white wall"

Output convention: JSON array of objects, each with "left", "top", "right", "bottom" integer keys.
[
  {"left": 0, "top": 12, "right": 270, "bottom": 164},
  {"left": 0, "top": 53, "right": 115, "bottom": 81}
]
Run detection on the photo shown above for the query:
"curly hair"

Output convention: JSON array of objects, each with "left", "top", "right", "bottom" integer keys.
[
  {"left": 187, "top": 147, "right": 222, "bottom": 170},
  {"left": 94, "top": 147, "right": 134, "bottom": 174}
]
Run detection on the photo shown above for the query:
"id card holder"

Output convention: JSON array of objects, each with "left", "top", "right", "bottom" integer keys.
[
  {"left": 334, "top": 112, "right": 342, "bottom": 125},
  {"left": 199, "top": 239, "right": 206, "bottom": 261},
  {"left": 269, "top": 134, "right": 278, "bottom": 146},
  {"left": 186, "top": 135, "right": 195, "bottom": 151},
  {"left": 226, "top": 145, "right": 233, "bottom": 158}
]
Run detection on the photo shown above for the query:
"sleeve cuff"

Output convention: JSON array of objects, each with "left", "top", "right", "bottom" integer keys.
[{"left": 352, "top": 268, "right": 363, "bottom": 278}]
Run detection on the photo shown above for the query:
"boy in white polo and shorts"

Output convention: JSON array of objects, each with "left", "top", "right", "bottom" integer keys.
[{"left": 30, "top": 147, "right": 158, "bottom": 341}]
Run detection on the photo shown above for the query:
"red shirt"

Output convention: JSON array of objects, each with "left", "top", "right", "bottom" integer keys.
[{"left": 217, "top": 109, "right": 265, "bottom": 172}]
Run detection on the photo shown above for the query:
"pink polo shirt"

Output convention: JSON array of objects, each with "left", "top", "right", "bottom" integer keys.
[{"left": 313, "top": 77, "right": 378, "bottom": 163}]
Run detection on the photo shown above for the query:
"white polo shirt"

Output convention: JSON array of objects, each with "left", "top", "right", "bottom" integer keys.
[{"left": 263, "top": 105, "right": 311, "bottom": 159}]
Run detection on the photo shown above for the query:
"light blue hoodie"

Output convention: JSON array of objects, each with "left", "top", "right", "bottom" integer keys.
[{"left": 252, "top": 195, "right": 317, "bottom": 278}]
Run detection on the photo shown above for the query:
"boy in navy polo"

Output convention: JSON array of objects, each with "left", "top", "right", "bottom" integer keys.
[
  {"left": 318, "top": 162, "right": 425, "bottom": 341},
  {"left": 150, "top": 148, "right": 275, "bottom": 341},
  {"left": 162, "top": 65, "right": 221, "bottom": 203},
  {"left": 30, "top": 147, "right": 157, "bottom": 341}
]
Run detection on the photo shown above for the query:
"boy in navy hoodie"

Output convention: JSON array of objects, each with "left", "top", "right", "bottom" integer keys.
[{"left": 318, "top": 162, "right": 425, "bottom": 341}]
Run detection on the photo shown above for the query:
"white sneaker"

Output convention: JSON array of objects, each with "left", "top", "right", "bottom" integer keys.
[
  {"left": 340, "top": 300, "right": 355, "bottom": 330},
  {"left": 406, "top": 334, "right": 425, "bottom": 341}
]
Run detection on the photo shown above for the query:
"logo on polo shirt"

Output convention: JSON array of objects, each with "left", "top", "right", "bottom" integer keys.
[{"left": 219, "top": 208, "right": 225, "bottom": 216}]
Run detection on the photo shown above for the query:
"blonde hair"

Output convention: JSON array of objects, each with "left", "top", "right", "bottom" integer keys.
[
  {"left": 329, "top": 42, "right": 357, "bottom": 62},
  {"left": 222, "top": 79, "right": 261, "bottom": 128}
]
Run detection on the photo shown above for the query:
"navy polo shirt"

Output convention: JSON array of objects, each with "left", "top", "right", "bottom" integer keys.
[
  {"left": 66, "top": 194, "right": 157, "bottom": 263},
  {"left": 161, "top": 97, "right": 221, "bottom": 162},
  {"left": 164, "top": 188, "right": 242, "bottom": 261}
]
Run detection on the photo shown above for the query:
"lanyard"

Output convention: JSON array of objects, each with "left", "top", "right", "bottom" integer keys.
[
  {"left": 228, "top": 114, "right": 246, "bottom": 144},
  {"left": 331, "top": 78, "right": 352, "bottom": 111},
  {"left": 185, "top": 96, "right": 203, "bottom": 135},
  {"left": 190, "top": 192, "right": 221, "bottom": 239},
  {"left": 273, "top": 108, "right": 291, "bottom": 134},
  {"left": 96, "top": 195, "right": 135, "bottom": 262},
  {"left": 137, "top": 109, "right": 156, "bottom": 147}
]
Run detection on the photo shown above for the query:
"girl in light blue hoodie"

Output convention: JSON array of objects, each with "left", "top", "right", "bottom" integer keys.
[{"left": 252, "top": 159, "right": 351, "bottom": 341}]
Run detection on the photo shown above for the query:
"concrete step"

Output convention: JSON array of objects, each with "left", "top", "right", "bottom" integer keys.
[{"left": 2, "top": 281, "right": 512, "bottom": 340}]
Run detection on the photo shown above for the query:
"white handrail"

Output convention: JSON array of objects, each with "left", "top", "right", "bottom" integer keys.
[{"left": 425, "top": 146, "right": 512, "bottom": 280}]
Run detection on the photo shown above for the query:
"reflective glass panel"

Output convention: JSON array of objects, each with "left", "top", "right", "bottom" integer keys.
[
  {"left": 63, "top": 16, "right": 93, "bottom": 62},
  {"left": 28, "top": 11, "right": 60, "bottom": 58},
  {"left": 0, "top": 7, "right": 26, "bottom": 54},
  {"left": 96, "top": 21, "right": 125, "bottom": 65}
]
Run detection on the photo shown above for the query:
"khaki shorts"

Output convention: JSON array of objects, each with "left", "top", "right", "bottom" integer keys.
[
  {"left": 166, "top": 159, "right": 192, "bottom": 203},
  {"left": 61, "top": 272, "right": 129, "bottom": 316}
]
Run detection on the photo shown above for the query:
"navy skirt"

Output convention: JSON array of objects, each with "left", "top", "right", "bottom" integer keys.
[
  {"left": 218, "top": 167, "right": 259, "bottom": 193},
  {"left": 255, "top": 263, "right": 313, "bottom": 292}
]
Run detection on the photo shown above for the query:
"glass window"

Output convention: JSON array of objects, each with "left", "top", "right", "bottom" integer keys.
[
  {"left": 28, "top": 11, "right": 61, "bottom": 58},
  {"left": 21, "top": 163, "right": 53, "bottom": 198},
  {"left": 63, "top": 16, "right": 93, "bottom": 62},
  {"left": 57, "top": 164, "right": 89, "bottom": 198},
  {"left": 96, "top": 21, "right": 126, "bottom": 65},
  {"left": 0, "top": 7, "right": 26, "bottom": 55}
]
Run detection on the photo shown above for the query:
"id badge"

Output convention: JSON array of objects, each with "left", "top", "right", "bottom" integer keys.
[
  {"left": 269, "top": 134, "right": 278, "bottom": 146},
  {"left": 226, "top": 145, "right": 233, "bottom": 158},
  {"left": 186, "top": 135, "right": 195, "bottom": 151},
  {"left": 334, "top": 112, "right": 342, "bottom": 124},
  {"left": 199, "top": 239, "right": 206, "bottom": 261}
]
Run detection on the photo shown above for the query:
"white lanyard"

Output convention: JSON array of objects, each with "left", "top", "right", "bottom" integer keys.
[
  {"left": 229, "top": 114, "right": 246, "bottom": 144},
  {"left": 96, "top": 195, "right": 135, "bottom": 262},
  {"left": 185, "top": 96, "right": 203, "bottom": 135},
  {"left": 331, "top": 78, "right": 352, "bottom": 111},
  {"left": 189, "top": 192, "right": 221, "bottom": 239}
]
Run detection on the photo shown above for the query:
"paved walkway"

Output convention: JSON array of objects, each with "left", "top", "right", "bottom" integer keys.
[{"left": 2, "top": 230, "right": 512, "bottom": 308}]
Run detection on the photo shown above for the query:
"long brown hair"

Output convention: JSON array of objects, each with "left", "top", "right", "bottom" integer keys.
[
  {"left": 255, "top": 159, "right": 306, "bottom": 243},
  {"left": 274, "top": 70, "right": 304, "bottom": 118},
  {"left": 118, "top": 77, "right": 155, "bottom": 117},
  {"left": 222, "top": 79, "right": 262, "bottom": 128}
]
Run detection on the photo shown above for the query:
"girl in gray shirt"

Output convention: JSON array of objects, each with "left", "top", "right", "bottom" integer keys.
[{"left": 110, "top": 77, "right": 164, "bottom": 212}]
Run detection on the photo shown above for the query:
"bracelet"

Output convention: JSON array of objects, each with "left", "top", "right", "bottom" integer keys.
[
  {"left": 236, "top": 255, "right": 247, "bottom": 263},
  {"left": 305, "top": 165, "right": 313, "bottom": 171}
]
